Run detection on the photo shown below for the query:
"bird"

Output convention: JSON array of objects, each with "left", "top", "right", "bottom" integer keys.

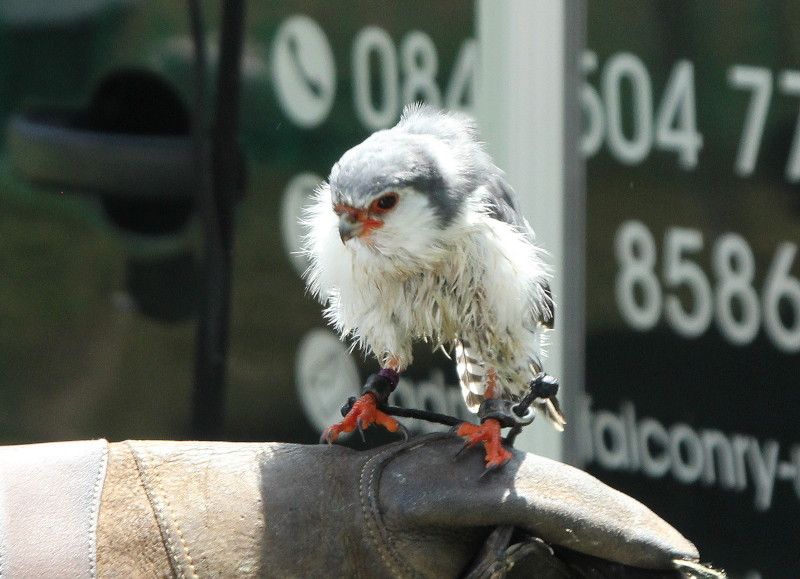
[{"left": 302, "top": 103, "right": 564, "bottom": 469}]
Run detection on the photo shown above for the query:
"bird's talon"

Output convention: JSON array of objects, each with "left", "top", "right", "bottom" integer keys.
[
  {"left": 479, "top": 462, "right": 501, "bottom": 479},
  {"left": 319, "top": 427, "right": 338, "bottom": 445},
  {"left": 321, "top": 392, "right": 403, "bottom": 444},
  {"left": 454, "top": 437, "right": 474, "bottom": 459},
  {"left": 456, "top": 418, "right": 513, "bottom": 471},
  {"left": 396, "top": 421, "right": 410, "bottom": 441}
]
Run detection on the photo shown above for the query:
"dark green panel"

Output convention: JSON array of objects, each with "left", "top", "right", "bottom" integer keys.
[{"left": 583, "top": 2, "right": 800, "bottom": 577}]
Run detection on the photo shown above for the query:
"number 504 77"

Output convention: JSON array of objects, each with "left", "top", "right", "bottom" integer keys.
[{"left": 615, "top": 220, "right": 800, "bottom": 353}]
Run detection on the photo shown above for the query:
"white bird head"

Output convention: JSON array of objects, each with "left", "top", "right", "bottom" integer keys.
[
  {"left": 329, "top": 136, "right": 456, "bottom": 253},
  {"left": 322, "top": 104, "right": 501, "bottom": 260}
]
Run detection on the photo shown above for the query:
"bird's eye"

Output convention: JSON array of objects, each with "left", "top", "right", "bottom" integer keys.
[{"left": 371, "top": 193, "right": 399, "bottom": 213}]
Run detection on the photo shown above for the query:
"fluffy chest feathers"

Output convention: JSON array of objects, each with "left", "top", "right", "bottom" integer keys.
[{"left": 303, "top": 187, "right": 550, "bottom": 373}]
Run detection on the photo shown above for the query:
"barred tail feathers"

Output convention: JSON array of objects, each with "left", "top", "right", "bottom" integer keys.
[
  {"left": 455, "top": 339, "right": 486, "bottom": 412},
  {"left": 456, "top": 341, "right": 566, "bottom": 431},
  {"left": 537, "top": 397, "right": 566, "bottom": 431}
]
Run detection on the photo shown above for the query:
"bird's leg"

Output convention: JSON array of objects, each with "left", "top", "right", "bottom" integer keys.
[
  {"left": 457, "top": 417, "right": 511, "bottom": 471},
  {"left": 320, "top": 367, "right": 404, "bottom": 444},
  {"left": 456, "top": 369, "right": 532, "bottom": 471}
]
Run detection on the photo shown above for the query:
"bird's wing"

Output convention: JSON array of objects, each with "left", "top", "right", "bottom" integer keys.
[
  {"left": 481, "top": 175, "right": 555, "bottom": 329},
  {"left": 540, "top": 280, "right": 555, "bottom": 329},
  {"left": 481, "top": 174, "right": 530, "bottom": 235}
]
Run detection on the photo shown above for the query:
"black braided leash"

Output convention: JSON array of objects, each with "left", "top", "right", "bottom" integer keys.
[{"left": 342, "top": 371, "right": 561, "bottom": 447}]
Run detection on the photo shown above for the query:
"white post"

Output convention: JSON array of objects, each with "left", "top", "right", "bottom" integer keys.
[{"left": 476, "top": 0, "right": 567, "bottom": 460}]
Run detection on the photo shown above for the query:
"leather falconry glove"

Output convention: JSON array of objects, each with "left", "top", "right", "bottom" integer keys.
[{"left": 0, "top": 434, "right": 723, "bottom": 578}]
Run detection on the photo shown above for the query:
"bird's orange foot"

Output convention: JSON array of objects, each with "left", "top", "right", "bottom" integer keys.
[
  {"left": 457, "top": 418, "right": 513, "bottom": 472},
  {"left": 320, "top": 392, "right": 402, "bottom": 444}
]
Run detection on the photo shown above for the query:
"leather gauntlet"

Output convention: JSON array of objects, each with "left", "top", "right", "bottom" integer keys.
[{"left": 0, "top": 434, "right": 718, "bottom": 578}]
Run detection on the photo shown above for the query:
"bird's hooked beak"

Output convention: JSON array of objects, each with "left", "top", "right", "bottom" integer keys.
[
  {"left": 335, "top": 205, "right": 382, "bottom": 243},
  {"left": 338, "top": 212, "right": 363, "bottom": 243}
]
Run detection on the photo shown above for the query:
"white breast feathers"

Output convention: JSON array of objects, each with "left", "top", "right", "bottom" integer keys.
[{"left": 302, "top": 185, "right": 552, "bottom": 400}]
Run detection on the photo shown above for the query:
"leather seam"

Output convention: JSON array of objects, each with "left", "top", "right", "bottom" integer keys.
[
  {"left": 0, "top": 512, "right": 4, "bottom": 579},
  {"left": 127, "top": 442, "right": 199, "bottom": 579},
  {"left": 0, "top": 499, "right": 4, "bottom": 579},
  {"left": 360, "top": 446, "right": 411, "bottom": 579},
  {"left": 360, "top": 435, "right": 451, "bottom": 579},
  {"left": 87, "top": 441, "right": 109, "bottom": 579}
]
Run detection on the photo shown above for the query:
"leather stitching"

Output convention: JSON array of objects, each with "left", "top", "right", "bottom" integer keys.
[
  {"left": 360, "top": 435, "right": 450, "bottom": 579},
  {"left": 0, "top": 514, "right": 4, "bottom": 579},
  {"left": 87, "top": 441, "right": 109, "bottom": 579},
  {"left": 128, "top": 442, "right": 199, "bottom": 579},
  {"left": 360, "top": 446, "right": 411, "bottom": 578}
]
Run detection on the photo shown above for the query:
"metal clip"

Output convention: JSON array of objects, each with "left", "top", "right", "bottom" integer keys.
[{"left": 478, "top": 398, "right": 536, "bottom": 428}]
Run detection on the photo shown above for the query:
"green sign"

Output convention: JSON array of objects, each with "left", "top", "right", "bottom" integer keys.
[{"left": 582, "top": 4, "right": 800, "bottom": 577}]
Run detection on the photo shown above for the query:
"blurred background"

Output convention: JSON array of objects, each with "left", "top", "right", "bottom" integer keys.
[
  {"left": 0, "top": 0, "right": 477, "bottom": 445},
  {"left": 1, "top": 2, "right": 798, "bottom": 577}
]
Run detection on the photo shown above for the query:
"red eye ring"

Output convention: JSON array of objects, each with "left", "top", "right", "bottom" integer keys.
[{"left": 370, "top": 192, "right": 399, "bottom": 213}]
